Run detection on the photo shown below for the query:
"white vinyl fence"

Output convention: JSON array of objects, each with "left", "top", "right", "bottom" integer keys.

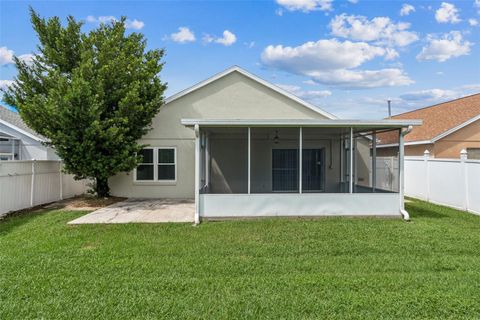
[
  {"left": 404, "top": 153, "right": 480, "bottom": 215},
  {"left": 0, "top": 160, "right": 88, "bottom": 216},
  {"left": 372, "top": 151, "right": 479, "bottom": 214}
]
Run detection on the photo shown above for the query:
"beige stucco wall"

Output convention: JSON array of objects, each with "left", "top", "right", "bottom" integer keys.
[
  {"left": 377, "top": 144, "right": 433, "bottom": 157},
  {"left": 109, "top": 71, "right": 329, "bottom": 198},
  {"left": 434, "top": 120, "right": 480, "bottom": 158}
]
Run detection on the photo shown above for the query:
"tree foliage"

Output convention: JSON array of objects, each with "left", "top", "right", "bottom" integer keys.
[{"left": 3, "top": 9, "right": 166, "bottom": 196}]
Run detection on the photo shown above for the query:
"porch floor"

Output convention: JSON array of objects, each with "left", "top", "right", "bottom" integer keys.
[{"left": 68, "top": 198, "right": 195, "bottom": 224}]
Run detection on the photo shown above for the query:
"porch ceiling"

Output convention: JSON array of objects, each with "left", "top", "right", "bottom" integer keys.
[{"left": 181, "top": 118, "right": 422, "bottom": 129}]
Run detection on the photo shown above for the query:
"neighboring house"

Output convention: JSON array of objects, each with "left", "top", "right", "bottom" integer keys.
[
  {"left": 0, "top": 105, "right": 58, "bottom": 160},
  {"left": 110, "top": 66, "right": 420, "bottom": 222},
  {"left": 377, "top": 94, "right": 480, "bottom": 159}
]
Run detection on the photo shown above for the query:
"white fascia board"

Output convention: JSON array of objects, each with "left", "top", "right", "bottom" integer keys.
[
  {"left": 376, "top": 140, "right": 432, "bottom": 148},
  {"left": 181, "top": 118, "right": 422, "bottom": 128},
  {"left": 0, "top": 119, "right": 45, "bottom": 142},
  {"left": 164, "top": 66, "right": 337, "bottom": 120},
  {"left": 431, "top": 115, "right": 480, "bottom": 143}
]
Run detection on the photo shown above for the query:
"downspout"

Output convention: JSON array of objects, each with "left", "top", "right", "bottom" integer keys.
[{"left": 399, "top": 125, "right": 413, "bottom": 221}]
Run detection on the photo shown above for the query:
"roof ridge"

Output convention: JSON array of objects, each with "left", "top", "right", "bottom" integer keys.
[{"left": 392, "top": 92, "right": 480, "bottom": 118}]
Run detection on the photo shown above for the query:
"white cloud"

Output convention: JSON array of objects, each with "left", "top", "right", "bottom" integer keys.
[
  {"left": 261, "top": 39, "right": 413, "bottom": 88},
  {"left": 0, "top": 46, "right": 14, "bottom": 65},
  {"left": 435, "top": 2, "right": 461, "bottom": 24},
  {"left": 244, "top": 41, "right": 255, "bottom": 48},
  {"left": 400, "top": 4, "right": 415, "bottom": 16},
  {"left": 276, "top": 84, "right": 332, "bottom": 99},
  {"left": 0, "top": 47, "right": 36, "bottom": 66},
  {"left": 416, "top": 31, "right": 472, "bottom": 62},
  {"left": 348, "top": 0, "right": 359, "bottom": 4},
  {"left": 203, "top": 30, "right": 237, "bottom": 46},
  {"left": 0, "top": 80, "right": 14, "bottom": 91},
  {"left": 276, "top": 0, "right": 333, "bottom": 12},
  {"left": 385, "top": 48, "right": 399, "bottom": 60},
  {"left": 303, "top": 79, "right": 317, "bottom": 85},
  {"left": 125, "top": 19, "right": 145, "bottom": 30},
  {"left": 262, "top": 39, "right": 386, "bottom": 72},
  {"left": 400, "top": 88, "right": 458, "bottom": 101},
  {"left": 18, "top": 54, "right": 35, "bottom": 65},
  {"left": 170, "top": 27, "right": 196, "bottom": 43},
  {"left": 469, "top": 18, "right": 478, "bottom": 26},
  {"left": 460, "top": 83, "right": 480, "bottom": 91},
  {"left": 329, "top": 14, "right": 418, "bottom": 47},
  {"left": 85, "top": 15, "right": 145, "bottom": 30},
  {"left": 305, "top": 68, "right": 413, "bottom": 88}
]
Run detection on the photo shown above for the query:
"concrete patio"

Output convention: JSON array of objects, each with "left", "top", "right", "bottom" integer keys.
[{"left": 68, "top": 198, "right": 195, "bottom": 224}]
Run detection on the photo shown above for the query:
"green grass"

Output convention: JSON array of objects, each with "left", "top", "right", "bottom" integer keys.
[{"left": 1, "top": 199, "right": 480, "bottom": 319}]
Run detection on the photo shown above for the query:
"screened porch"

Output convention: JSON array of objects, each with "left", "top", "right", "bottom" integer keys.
[{"left": 182, "top": 119, "right": 420, "bottom": 221}]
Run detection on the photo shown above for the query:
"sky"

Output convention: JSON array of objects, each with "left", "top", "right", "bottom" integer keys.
[{"left": 0, "top": 0, "right": 479, "bottom": 118}]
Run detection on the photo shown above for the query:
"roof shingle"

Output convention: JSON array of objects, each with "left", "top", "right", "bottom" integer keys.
[
  {"left": 0, "top": 105, "right": 45, "bottom": 140},
  {"left": 379, "top": 93, "right": 480, "bottom": 144}
]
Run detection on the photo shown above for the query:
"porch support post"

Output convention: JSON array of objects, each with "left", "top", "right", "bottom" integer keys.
[
  {"left": 247, "top": 127, "right": 251, "bottom": 194},
  {"left": 372, "top": 131, "right": 376, "bottom": 192},
  {"left": 11, "top": 138, "right": 15, "bottom": 160},
  {"left": 398, "top": 128, "right": 404, "bottom": 209},
  {"left": 299, "top": 127, "right": 303, "bottom": 194},
  {"left": 194, "top": 124, "right": 200, "bottom": 224},
  {"left": 349, "top": 127, "right": 353, "bottom": 194},
  {"left": 205, "top": 132, "right": 210, "bottom": 190}
]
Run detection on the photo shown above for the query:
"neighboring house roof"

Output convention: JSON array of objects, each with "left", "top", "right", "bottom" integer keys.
[
  {"left": 378, "top": 93, "right": 480, "bottom": 146},
  {"left": 165, "top": 65, "right": 337, "bottom": 120},
  {"left": 0, "top": 105, "right": 46, "bottom": 142}
]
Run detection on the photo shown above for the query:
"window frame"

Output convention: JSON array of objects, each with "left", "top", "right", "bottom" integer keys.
[{"left": 134, "top": 147, "right": 177, "bottom": 184}]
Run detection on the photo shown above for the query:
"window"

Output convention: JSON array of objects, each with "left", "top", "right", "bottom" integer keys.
[
  {"left": 158, "top": 148, "right": 176, "bottom": 180},
  {"left": 135, "top": 147, "right": 176, "bottom": 182}
]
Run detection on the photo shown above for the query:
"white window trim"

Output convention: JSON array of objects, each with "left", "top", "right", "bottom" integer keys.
[{"left": 133, "top": 147, "right": 177, "bottom": 185}]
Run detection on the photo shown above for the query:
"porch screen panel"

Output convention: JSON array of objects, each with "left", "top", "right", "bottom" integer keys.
[
  {"left": 207, "top": 127, "right": 248, "bottom": 194},
  {"left": 371, "top": 129, "right": 400, "bottom": 193},
  {"left": 251, "top": 127, "right": 299, "bottom": 193},
  {"left": 302, "top": 127, "right": 344, "bottom": 193},
  {"left": 353, "top": 131, "right": 373, "bottom": 193}
]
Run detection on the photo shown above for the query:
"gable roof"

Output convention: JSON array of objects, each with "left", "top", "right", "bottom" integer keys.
[
  {"left": 0, "top": 105, "right": 45, "bottom": 142},
  {"left": 165, "top": 66, "right": 337, "bottom": 119},
  {"left": 378, "top": 93, "right": 480, "bottom": 145}
]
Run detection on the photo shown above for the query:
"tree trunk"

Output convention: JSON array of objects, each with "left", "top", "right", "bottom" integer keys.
[{"left": 96, "top": 177, "right": 110, "bottom": 198}]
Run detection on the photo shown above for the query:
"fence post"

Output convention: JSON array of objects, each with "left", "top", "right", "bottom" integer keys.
[
  {"left": 460, "top": 149, "right": 468, "bottom": 211},
  {"left": 59, "top": 160, "right": 63, "bottom": 200},
  {"left": 30, "top": 159, "right": 36, "bottom": 207},
  {"left": 424, "top": 150, "right": 430, "bottom": 201}
]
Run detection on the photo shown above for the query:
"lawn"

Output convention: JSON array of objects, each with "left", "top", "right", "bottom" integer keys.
[{"left": 1, "top": 199, "right": 480, "bottom": 319}]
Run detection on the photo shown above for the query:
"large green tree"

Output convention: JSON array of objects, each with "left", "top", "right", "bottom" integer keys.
[{"left": 3, "top": 9, "right": 166, "bottom": 197}]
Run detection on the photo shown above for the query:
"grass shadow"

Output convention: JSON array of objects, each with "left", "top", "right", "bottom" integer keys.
[{"left": 406, "top": 199, "right": 450, "bottom": 219}]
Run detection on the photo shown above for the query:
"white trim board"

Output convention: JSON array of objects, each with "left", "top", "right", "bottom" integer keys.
[
  {"left": 164, "top": 66, "right": 337, "bottom": 120},
  {"left": 0, "top": 119, "right": 45, "bottom": 142},
  {"left": 181, "top": 118, "right": 422, "bottom": 128}
]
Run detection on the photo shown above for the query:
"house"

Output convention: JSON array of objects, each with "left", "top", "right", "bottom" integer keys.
[
  {"left": 0, "top": 105, "right": 58, "bottom": 161},
  {"left": 376, "top": 94, "right": 480, "bottom": 159},
  {"left": 109, "top": 66, "right": 421, "bottom": 222}
]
